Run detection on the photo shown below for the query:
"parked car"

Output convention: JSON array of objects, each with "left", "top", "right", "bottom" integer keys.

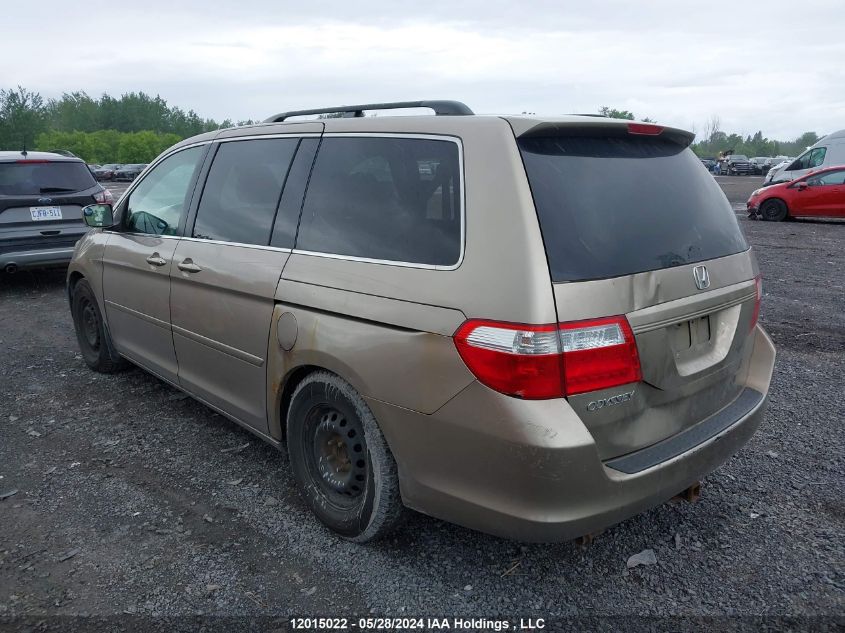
[
  {"left": 721, "top": 154, "right": 752, "bottom": 175},
  {"left": 748, "top": 165, "right": 845, "bottom": 220},
  {"left": 700, "top": 157, "right": 717, "bottom": 172},
  {"left": 114, "top": 164, "right": 147, "bottom": 181},
  {"left": 93, "top": 164, "right": 123, "bottom": 181},
  {"left": 67, "top": 101, "right": 775, "bottom": 543},
  {"left": 0, "top": 151, "right": 113, "bottom": 272},
  {"left": 765, "top": 130, "right": 845, "bottom": 185},
  {"left": 749, "top": 157, "right": 771, "bottom": 175}
]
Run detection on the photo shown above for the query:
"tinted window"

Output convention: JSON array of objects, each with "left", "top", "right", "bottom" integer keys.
[
  {"left": 519, "top": 136, "right": 748, "bottom": 282},
  {"left": 193, "top": 139, "right": 297, "bottom": 246},
  {"left": 125, "top": 146, "right": 204, "bottom": 236},
  {"left": 270, "top": 138, "right": 319, "bottom": 249},
  {"left": 0, "top": 161, "right": 96, "bottom": 196},
  {"left": 296, "top": 137, "right": 461, "bottom": 266}
]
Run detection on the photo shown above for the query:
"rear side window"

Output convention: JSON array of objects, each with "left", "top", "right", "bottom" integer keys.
[
  {"left": 0, "top": 161, "right": 96, "bottom": 196},
  {"left": 519, "top": 135, "right": 748, "bottom": 282},
  {"left": 193, "top": 138, "right": 298, "bottom": 245},
  {"left": 296, "top": 136, "right": 462, "bottom": 266}
]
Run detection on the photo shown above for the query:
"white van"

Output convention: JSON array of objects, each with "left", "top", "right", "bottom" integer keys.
[{"left": 765, "top": 129, "right": 845, "bottom": 185}]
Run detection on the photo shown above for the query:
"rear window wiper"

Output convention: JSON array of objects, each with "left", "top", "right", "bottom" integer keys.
[{"left": 39, "top": 187, "right": 79, "bottom": 193}]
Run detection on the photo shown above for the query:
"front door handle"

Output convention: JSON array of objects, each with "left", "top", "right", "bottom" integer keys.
[
  {"left": 177, "top": 258, "right": 202, "bottom": 273},
  {"left": 145, "top": 253, "right": 167, "bottom": 267}
]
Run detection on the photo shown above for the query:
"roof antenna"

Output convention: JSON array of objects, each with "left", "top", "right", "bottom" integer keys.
[{"left": 21, "top": 142, "right": 27, "bottom": 158}]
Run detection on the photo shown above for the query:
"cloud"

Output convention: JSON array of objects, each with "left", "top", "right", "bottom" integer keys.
[{"left": 4, "top": 0, "right": 845, "bottom": 139}]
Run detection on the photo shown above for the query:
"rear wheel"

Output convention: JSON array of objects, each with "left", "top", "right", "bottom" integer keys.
[
  {"left": 286, "top": 372, "right": 404, "bottom": 542},
  {"left": 71, "top": 279, "right": 127, "bottom": 373},
  {"left": 760, "top": 198, "right": 788, "bottom": 222}
]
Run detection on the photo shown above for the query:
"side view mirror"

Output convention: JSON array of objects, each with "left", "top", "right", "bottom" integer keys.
[
  {"left": 796, "top": 182, "right": 809, "bottom": 191},
  {"left": 82, "top": 203, "right": 115, "bottom": 228}
]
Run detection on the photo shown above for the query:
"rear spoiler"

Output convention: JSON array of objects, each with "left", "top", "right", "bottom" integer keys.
[{"left": 509, "top": 119, "right": 695, "bottom": 148}]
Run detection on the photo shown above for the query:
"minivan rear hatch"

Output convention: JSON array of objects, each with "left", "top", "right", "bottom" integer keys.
[{"left": 515, "top": 121, "right": 760, "bottom": 461}]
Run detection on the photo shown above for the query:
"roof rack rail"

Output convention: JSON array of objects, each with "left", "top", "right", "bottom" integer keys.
[{"left": 264, "top": 100, "right": 474, "bottom": 123}]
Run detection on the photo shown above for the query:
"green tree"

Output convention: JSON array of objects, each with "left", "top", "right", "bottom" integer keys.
[
  {"left": 599, "top": 106, "right": 635, "bottom": 120},
  {"left": 47, "top": 92, "right": 100, "bottom": 132},
  {"left": 0, "top": 86, "right": 48, "bottom": 150}
]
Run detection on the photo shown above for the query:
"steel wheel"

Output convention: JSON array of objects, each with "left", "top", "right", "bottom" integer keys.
[{"left": 305, "top": 404, "right": 369, "bottom": 506}]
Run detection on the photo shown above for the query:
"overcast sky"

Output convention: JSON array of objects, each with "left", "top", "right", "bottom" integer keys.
[{"left": 4, "top": 0, "right": 844, "bottom": 140}]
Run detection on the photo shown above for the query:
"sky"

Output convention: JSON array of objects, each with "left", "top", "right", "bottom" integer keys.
[{"left": 3, "top": 0, "right": 844, "bottom": 140}]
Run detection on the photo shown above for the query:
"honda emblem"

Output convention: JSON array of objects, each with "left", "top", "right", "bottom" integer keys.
[{"left": 693, "top": 265, "right": 710, "bottom": 290}]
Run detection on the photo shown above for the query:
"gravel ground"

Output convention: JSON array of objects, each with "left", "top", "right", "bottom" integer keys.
[{"left": 1, "top": 177, "right": 843, "bottom": 631}]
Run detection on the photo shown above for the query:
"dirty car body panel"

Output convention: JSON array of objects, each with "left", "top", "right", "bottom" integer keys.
[{"left": 68, "top": 106, "right": 776, "bottom": 542}]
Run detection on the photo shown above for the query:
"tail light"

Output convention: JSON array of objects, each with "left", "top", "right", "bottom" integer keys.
[
  {"left": 750, "top": 275, "right": 762, "bottom": 331},
  {"left": 559, "top": 317, "right": 642, "bottom": 396},
  {"left": 93, "top": 188, "right": 114, "bottom": 204},
  {"left": 627, "top": 122, "right": 664, "bottom": 135},
  {"left": 454, "top": 315, "right": 641, "bottom": 399}
]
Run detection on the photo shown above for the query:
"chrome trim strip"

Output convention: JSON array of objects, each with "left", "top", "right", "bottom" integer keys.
[
  {"left": 633, "top": 291, "right": 757, "bottom": 334},
  {"left": 178, "top": 236, "right": 292, "bottom": 253},
  {"left": 101, "top": 231, "right": 180, "bottom": 240},
  {"left": 104, "top": 300, "right": 170, "bottom": 329},
  {"left": 630, "top": 281, "right": 757, "bottom": 334},
  {"left": 289, "top": 248, "right": 459, "bottom": 270},
  {"left": 172, "top": 325, "right": 264, "bottom": 367}
]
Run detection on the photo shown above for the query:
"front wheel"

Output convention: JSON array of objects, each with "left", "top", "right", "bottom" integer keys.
[
  {"left": 71, "top": 278, "right": 128, "bottom": 372},
  {"left": 760, "top": 198, "right": 788, "bottom": 222},
  {"left": 287, "top": 372, "right": 404, "bottom": 542}
]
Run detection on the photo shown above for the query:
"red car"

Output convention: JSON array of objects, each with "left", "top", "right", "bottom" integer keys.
[{"left": 747, "top": 165, "right": 845, "bottom": 221}]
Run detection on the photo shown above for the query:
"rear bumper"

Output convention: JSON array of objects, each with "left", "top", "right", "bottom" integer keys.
[
  {"left": 370, "top": 325, "right": 776, "bottom": 542},
  {"left": 0, "top": 247, "right": 76, "bottom": 270}
]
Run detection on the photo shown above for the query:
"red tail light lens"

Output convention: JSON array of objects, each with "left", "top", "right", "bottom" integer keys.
[
  {"left": 558, "top": 316, "right": 642, "bottom": 396},
  {"left": 93, "top": 189, "right": 114, "bottom": 204},
  {"left": 627, "top": 122, "right": 664, "bottom": 135},
  {"left": 750, "top": 275, "right": 762, "bottom": 331},
  {"left": 454, "top": 321, "right": 563, "bottom": 399},
  {"left": 453, "top": 315, "right": 641, "bottom": 399}
]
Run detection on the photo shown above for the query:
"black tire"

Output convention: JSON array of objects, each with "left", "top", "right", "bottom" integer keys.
[
  {"left": 71, "top": 278, "right": 127, "bottom": 373},
  {"left": 287, "top": 371, "right": 404, "bottom": 542},
  {"left": 760, "top": 198, "right": 788, "bottom": 222}
]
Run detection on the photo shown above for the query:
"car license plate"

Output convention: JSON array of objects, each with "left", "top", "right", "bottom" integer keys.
[{"left": 30, "top": 206, "right": 63, "bottom": 221}]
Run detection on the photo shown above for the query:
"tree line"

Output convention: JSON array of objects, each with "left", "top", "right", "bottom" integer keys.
[
  {"left": 600, "top": 108, "right": 821, "bottom": 159},
  {"left": 0, "top": 88, "right": 825, "bottom": 164},
  {"left": 0, "top": 86, "right": 256, "bottom": 163}
]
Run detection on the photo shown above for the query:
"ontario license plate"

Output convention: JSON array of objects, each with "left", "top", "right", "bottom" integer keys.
[{"left": 30, "top": 206, "right": 63, "bottom": 221}]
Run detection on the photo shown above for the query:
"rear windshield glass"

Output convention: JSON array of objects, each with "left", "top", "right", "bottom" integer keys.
[
  {"left": 0, "top": 161, "right": 96, "bottom": 196},
  {"left": 519, "top": 136, "right": 748, "bottom": 282}
]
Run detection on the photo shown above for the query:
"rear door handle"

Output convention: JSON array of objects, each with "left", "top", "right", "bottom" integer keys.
[
  {"left": 145, "top": 253, "right": 167, "bottom": 267},
  {"left": 177, "top": 258, "right": 202, "bottom": 273}
]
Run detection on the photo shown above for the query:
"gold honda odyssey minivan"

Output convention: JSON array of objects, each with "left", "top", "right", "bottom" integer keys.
[{"left": 68, "top": 101, "right": 776, "bottom": 542}]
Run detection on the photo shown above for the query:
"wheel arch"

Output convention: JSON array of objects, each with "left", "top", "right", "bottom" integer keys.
[
  {"left": 67, "top": 270, "right": 85, "bottom": 305},
  {"left": 275, "top": 364, "right": 322, "bottom": 445}
]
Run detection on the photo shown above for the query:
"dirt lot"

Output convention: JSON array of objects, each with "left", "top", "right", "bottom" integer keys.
[{"left": 1, "top": 176, "right": 843, "bottom": 630}]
